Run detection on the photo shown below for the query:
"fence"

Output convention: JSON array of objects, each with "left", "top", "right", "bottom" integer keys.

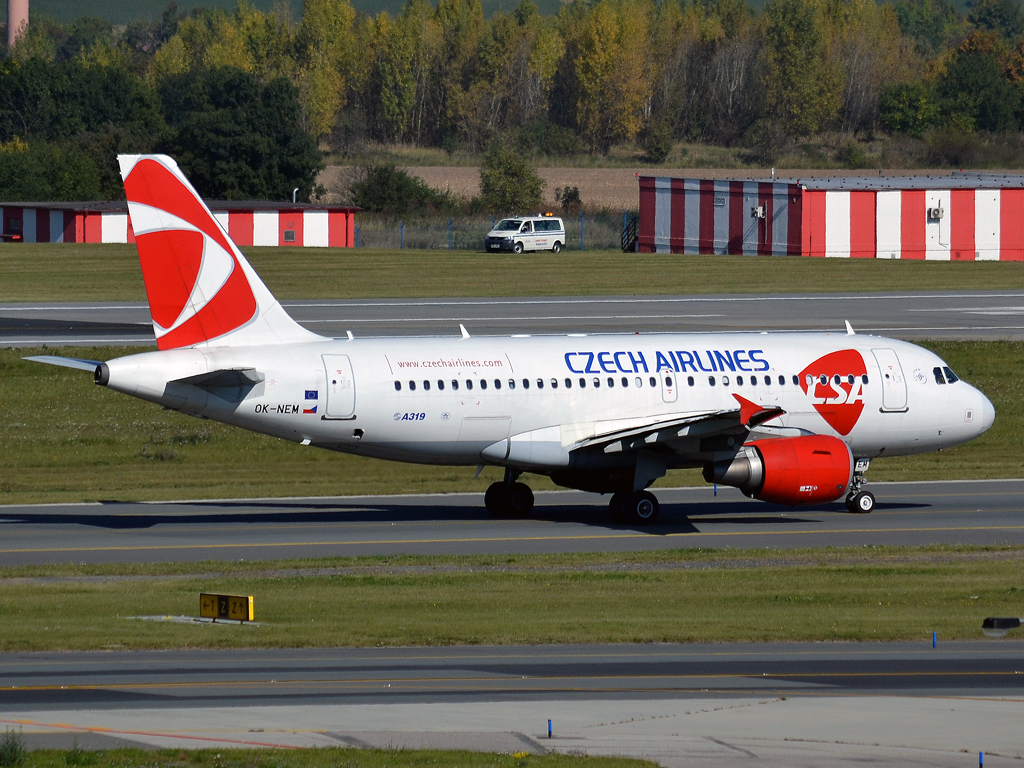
[{"left": 352, "top": 212, "right": 634, "bottom": 251}]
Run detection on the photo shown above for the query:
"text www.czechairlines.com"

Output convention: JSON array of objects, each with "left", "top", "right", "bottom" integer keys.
[{"left": 396, "top": 358, "right": 505, "bottom": 369}]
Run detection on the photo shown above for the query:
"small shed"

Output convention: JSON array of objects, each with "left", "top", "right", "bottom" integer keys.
[
  {"left": 0, "top": 200, "right": 359, "bottom": 248},
  {"left": 637, "top": 172, "right": 1024, "bottom": 260}
]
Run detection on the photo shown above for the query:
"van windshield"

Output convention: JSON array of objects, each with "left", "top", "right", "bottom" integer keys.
[{"left": 495, "top": 219, "right": 522, "bottom": 231}]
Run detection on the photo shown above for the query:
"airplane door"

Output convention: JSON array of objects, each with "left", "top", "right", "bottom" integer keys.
[
  {"left": 661, "top": 371, "right": 678, "bottom": 403},
  {"left": 322, "top": 354, "right": 356, "bottom": 418},
  {"left": 872, "top": 348, "right": 907, "bottom": 412}
]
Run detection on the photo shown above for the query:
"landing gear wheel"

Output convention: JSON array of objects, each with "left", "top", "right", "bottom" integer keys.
[
  {"left": 846, "top": 491, "right": 875, "bottom": 514},
  {"left": 622, "top": 490, "right": 660, "bottom": 525},
  {"left": 551, "top": 242, "right": 562, "bottom": 254},
  {"left": 485, "top": 482, "right": 510, "bottom": 518},
  {"left": 608, "top": 491, "right": 627, "bottom": 523},
  {"left": 513, "top": 241, "right": 524, "bottom": 254},
  {"left": 506, "top": 482, "right": 534, "bottom": 517}
]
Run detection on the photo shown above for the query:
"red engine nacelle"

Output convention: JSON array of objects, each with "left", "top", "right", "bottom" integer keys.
[{"left": 703, "top": 435, "right": 853, "bottom": 506}]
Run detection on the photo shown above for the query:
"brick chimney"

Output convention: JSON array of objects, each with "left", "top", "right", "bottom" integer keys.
[{"left": 7, "top": 0, "right": 28, "bottom": 49}]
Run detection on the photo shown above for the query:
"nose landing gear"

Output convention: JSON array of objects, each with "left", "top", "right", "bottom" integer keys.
[
  {"left": 485, "top": 468, "right": 535, "bottom": 518},
  {"left": 845, "top": 458, "right": 875, "bottom": 513}
]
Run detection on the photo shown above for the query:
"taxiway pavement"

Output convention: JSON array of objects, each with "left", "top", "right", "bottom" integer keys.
[
  {"left": 2, "top": 642, "right": 1022, "bottom": 766},
  {"left": 2, "top": 479, "right": 1023, "bottom": 566},
  {"left": 5, "top": 290, "right": 1024, "bottom": 346}
]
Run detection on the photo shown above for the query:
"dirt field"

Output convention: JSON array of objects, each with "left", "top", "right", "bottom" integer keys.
[{"left": 317, "top": 165, "right": 950, "bottom": 211}]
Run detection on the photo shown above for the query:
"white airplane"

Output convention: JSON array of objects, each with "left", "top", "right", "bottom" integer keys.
[{"left": 29, "top": 155, "right": 995, "bottom": 523}]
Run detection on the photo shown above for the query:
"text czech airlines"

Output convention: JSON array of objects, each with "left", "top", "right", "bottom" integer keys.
[{"left": 564, "top": 349, "right": 770, "bottom": 375}]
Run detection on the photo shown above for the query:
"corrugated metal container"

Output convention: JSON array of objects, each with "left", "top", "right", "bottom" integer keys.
[
  {"left": 638, "top": 173, "right": 1024, "bottom": 260},
  {"left": 1, "top": 201, "right": 359, "bottom": 248}
]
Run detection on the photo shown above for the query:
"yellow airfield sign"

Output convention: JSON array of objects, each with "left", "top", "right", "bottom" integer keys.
[{"left": 199, "top": 593, "right": 254, "bottom": 622}]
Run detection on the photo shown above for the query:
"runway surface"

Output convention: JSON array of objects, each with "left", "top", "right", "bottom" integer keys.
[
  {"left": 2, "top": 479, "right": 1024, "bottom": 566},
  {"left": 5, "top": 290, "right": 1024, "bottom": 346},
  {"left": 2, "top": 643, "right": 1022, "bottom": 766}
]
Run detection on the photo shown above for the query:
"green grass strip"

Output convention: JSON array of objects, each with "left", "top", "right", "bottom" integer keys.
[
  {"left": 3, "top": 244, "right": 1024, "bottom": 301},
  {"left": 1, "top": 546, "right": 1022, "bottom": 650},
  {"left": 1, "top": 341, "right": 1021, "bottom": 505}
]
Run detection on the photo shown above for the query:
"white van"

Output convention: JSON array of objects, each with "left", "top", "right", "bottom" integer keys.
[{"left": 485, "top": 215, "right": 566, "bottom": 253}]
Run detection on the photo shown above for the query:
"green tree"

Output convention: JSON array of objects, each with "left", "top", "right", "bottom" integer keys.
[
  {"left": 894, "top": 0, "right": 965, "bottom": 56},
  {"left": 0, "top": 138, "right": 103, "bottom": 201},
  {"left": 479, "top": 139, "right": 544, "bottom": 213},
  {"left": 761, "top": 0, "right": 842, "bottom": 136},
  {"left": 159, "top": 67, "right": 323, "bottom": 200},
  {"left": 937, "top": 44, "right": 1019, "bottom": 131},
  {"left": 878, "top": 82, "right": 941, "bottom": 136},
  {"left": 968, "top": 0, "right": 1024, "bottom": 40},
  {"left": 295, "top": 0, "right": 357, "bottom": 138},
  {"left": 350, "top": 163, "right": 450, "bottom": 213}
]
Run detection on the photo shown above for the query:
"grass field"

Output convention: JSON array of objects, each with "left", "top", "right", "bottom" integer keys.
[
  {"left": 0, "top": 340, "right": 1021, "bottom": 505},
  {"left": 0, "top": 546, "right": 1021, "bottom": 651},
  {"left": 0, "top": 745, "right": 650, "bottom": 768},
  {"left": 4, "top": 244, "right": 1024, "bottom": 302}
]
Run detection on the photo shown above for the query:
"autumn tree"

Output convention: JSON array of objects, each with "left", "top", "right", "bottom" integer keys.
[{"left": 760, "top": 0, "right": 842, "bottom": 136}]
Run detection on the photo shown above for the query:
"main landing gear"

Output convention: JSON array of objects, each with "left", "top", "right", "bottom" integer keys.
[
  {"left": 609, "top": 490, "right": 661, "bottom": 525},
  {"left": 845, "top": 458, "right": 875, "bottom": 514},
  {"left": 485, "top": 468, "right": 535, "bottom": 518}
]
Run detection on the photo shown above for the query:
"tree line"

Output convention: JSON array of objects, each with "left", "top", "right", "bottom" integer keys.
[{"left": 3, "top": 0, "right": 1024, "bottom": 201}]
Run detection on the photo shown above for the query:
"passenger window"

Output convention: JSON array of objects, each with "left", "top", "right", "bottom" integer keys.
[
  {"left": 394, "top": 381, "right": 401, "bottom": 391},
  {"left": 861, "top": 374, "right": 869, "bottom": 384},
  {"left": 933, "top": 367, "right": 945, "bottom": 385},
  {"left": 565, "top": 378, "right": 572, "bottom": 388},
  {"left": 438, "top": 380, "right": 445, "bottom": 390},
  {"left": 722, "top": 376, "right": 730, "bottom": 385},
  {"left": 779, "top": 375, "right": 785, "bottom": 386},
  {"left": 847, "top": 374, "right": 854, "bottom": 385},
  {"left": 665, "top": 376, "right": 672, "bottom": 387},
  {"left": 580, "top": 378, "right": 586, "bottom": 388},
  {"left": 833, "top": 375, "right": 841, "bottom": 386},
  {"left": 737, "top": 376, "right": 744, "bottom": 385},
  {"left": 551, "top": 378, "right": 558, "bottom": 389},
  {"left": 635, "top": 377, "right": 642, "bottom": 387},
  {"left": 649, "top": 376, "right": 656, "bottom": 387},
  {"left": 593, "top": 377, "right": 600, "bottom": 388},
  {"left": 465, "top": 380, "right": 473, "bottom": 390},
  {"left": 792, "top": 375, "right": 799, "bottom": 385},
  {"left": 494, "top": 379, "right": 501, "bottom": 389},
  {"left": 943, "top": 366, "right": 959, "bottom": 383},
  {"left": 423, "top": 380, "right": 430, "bottom": 391},
  {"left": 621, "top": 377, "right": 628, "bottom": 387},
  {"left": 480, "top": 379, "right": 487, "bottom": 390},
  {"left": 764, "top": 376, "right": 771, "bottom": 386},
  {"left": 806, "top": 375, "right": 814, "bottom": 388},
  {"left": 687, "top": 376, "right": 694, "bottom": 386},
  {"left": 819, "top": 374, "right": 828, "bottom": 386},
  {"left": 508, "top": 379, "right": 516, "bottom": 389},
  {"left": 537, "top": 378, "right": 544, "bottom": 389},
  {"left": 452, "top": 380, "right": 459, "bottom": 390},
  {"left": 608, "top": 377, "right": 614, "bottom": 387},
  {"left": 708, "top": 376, "right": 716, "bottom": 386},
  {"left": 522, "top": 379, "right": 529, "bottom": 389},
  {"left": 409, "top": 381, "right": 416, "bottom": 391}
]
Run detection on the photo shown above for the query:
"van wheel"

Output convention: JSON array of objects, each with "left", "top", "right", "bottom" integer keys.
[
  {"left": 513, "top": 242, "right": 523, "bottom": 254},
  {"left": 551, "top": 242, "right": 561, "bottom": 253}
]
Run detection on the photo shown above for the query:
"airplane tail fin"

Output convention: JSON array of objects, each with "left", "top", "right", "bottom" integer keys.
[{"left": 118, "top": 154, "right": 321, "bottom": 350}]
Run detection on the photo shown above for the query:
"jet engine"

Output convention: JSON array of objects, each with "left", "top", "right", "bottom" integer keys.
[{"left": 703, "top": 435, "right": 853, "bottom": 506}]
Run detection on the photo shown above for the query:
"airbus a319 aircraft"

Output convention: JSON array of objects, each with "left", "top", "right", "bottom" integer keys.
[{"left": 30, "top": 155, "right": 995, "bottom": 524}]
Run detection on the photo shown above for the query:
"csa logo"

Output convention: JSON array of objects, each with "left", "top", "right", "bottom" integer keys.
[{"left": 799, "top": 350, "right": 867, "bottom": 436}]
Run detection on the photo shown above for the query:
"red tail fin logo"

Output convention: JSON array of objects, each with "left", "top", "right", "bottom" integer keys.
[
  {"left": 799, "top": 350, "right": 868, "bottom": 435},
  {"left": 122, "top": 157, "right": 257, "bottom": 350}
]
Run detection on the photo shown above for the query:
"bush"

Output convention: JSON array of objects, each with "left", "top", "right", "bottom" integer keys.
[
  {"left": 0, "top": 729, "right": 25, "bottom": 768},
  {"left": 925, "top": 123, "right": 981, "bottom": 166},
  {"left": 479, "top": 140, "right": 545, "bottom": 214},
  {"left": 350, "top": 164, "right": 451, "bottom": 214},
  {"left": 644, "top": 120, "right": 674, "bottom": 163},
  {"left": 879, "top": 83, "right": 941, "bottom": 138},
  {"left": 515, "top": 121, "right": 586, "bottom": 157},
  {"left": 555, "top": 185, "right": 582, "bottom": 214}
]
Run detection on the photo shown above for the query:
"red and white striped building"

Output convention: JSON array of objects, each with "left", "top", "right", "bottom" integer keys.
[
  {"left": 1, "top": 201, "right": 358, "bottom": 247},
  {"left": 638, "top": 173, "right": 1024, "bottom": 260}
]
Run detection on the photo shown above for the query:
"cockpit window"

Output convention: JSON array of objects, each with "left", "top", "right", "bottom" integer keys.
[
  {"left": 495, "top": 219, "right": 522, "bottom": 231},
  {"left": 943, "top": 366, "right": 959, "bottom": 383},
  {"left": 933, "top": 367, "right": 946, "bottom": 385}
]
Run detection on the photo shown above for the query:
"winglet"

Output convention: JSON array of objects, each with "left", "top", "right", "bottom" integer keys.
[
  {"left": 845, "top": 320, "right": 855, "bottom": 335},
  {"left": 460, "top": 324, "right": 470, "bottom": 339},
  {"left": 733, "top": 393, "right": 785, "bottom": 428}
]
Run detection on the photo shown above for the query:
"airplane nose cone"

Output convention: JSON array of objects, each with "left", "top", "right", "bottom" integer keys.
[{"left": 978, "top": 391, "right": 995, "bottom": 435}]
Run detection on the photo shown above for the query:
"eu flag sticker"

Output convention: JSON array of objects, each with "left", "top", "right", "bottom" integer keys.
[{"left": 305, "top": 390, "right": 318, "bottom": 400}]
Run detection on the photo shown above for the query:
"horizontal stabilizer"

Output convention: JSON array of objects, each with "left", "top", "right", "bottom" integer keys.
[
  {"left": 24, "top": 355, "right": 103, "bottom": 372},
  {"left": 173, "top": 368, "right": 264, "bottom": 390}
]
